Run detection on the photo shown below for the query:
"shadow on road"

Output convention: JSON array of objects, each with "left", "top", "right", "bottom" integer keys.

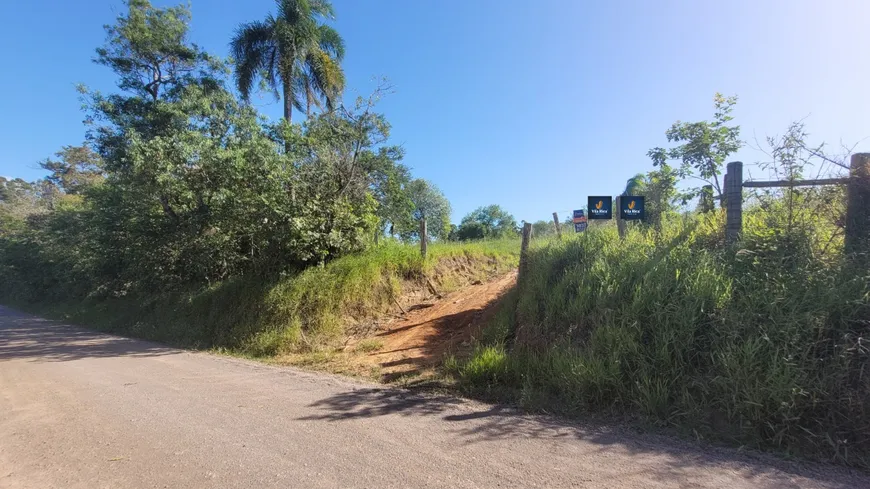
[
  {"left": 298, "top": 386, "right": 864, "bottom": 489},
  {"left": 0, "top": 306, "right": 174, "bottom": 363}
]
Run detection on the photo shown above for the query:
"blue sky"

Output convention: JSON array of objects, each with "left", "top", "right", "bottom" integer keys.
[{"left": 1, "top": 0, "right": 868, "bottom": 222}]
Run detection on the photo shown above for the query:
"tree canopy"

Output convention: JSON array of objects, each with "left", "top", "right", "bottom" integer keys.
[
  {"left": 0, "top": 0, "right": 444, "bottom": 300},
  {"left": 230, "top": 0, "right": 345, "bottom": 128},
  {"left": 647, "top": 93, "right": 742, "bottom": 203},
  {"left": 456, "top": 205, "right": 517, "bottom": 241}
]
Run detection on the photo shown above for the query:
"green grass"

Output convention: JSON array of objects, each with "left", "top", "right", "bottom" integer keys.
[
  {"left": 354, "top": 338, "right": 385, "bottom": 353},
  {"left": 453, "top": 211, "right": 870, "bottom": 468},
  {"left": 7, "top": 237, "right": 521, "bottom": 358}
]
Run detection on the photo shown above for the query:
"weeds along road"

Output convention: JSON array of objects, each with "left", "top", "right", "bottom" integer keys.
[{"left": 1, "top": 306, "right": 867, "bottom": 489}]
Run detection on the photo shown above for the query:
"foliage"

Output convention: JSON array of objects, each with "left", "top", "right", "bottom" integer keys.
[
  {"left": 5, "top": 238, "right": 520, "bottom": 358},
  {"left": 394, "top": 179, "right": 451, "bottom": 241},
  {"left": 95, "top": 0, "right": 213, "bottom": 103},
  {"left": 39, "top": 145, "right": 105, "bottom": 196},
  {"left": 456, "top": 205, "right": 518, "bottom": 241},
  {"left": 648, "top": 93, "right": 742, "bottom": 201},
  {"left": 0, "top": 0, "right": 442, "bottom": 300},
  {"left": 230, "top": 0, "right": 345, "bottom": 124},
  {"left": 619, "top": 166, "right": 679, "bottom": 229},
  {"left": 0, "top": 177, "right": 51, "bottom": 221},
  {"left": 455, "top": 179, "right": 869, "bottom": 468},
  {"left": 531, "top": 220, "right": 557, "bottom": 238}
]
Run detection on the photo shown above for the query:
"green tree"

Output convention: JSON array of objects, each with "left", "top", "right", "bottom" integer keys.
[
  {"left": 0, "top": 177, "right": 53, "bottom": 220},
  {"left": 94, "top": 0, "right": 209, "bottom": 103},
  {"left": 620, "top": 166, "right": 678, "bottom": 229},
  {"left": 396, "top": 179, "right": 452, "bottom": 241},
  {"left": 81, "top": 0, "right": 375, "bottom": 284},
  {"left": 457, "top": 205, "right": 517, "bottom": 241},
  {"left": 456, "top": 221, "right": 485, "bottom": 241},
  {"left": 39, "top": 145, "right": 104, "bottom": 195},
  {"left": 531, "top": 220, "right": 556, "bottom": 238},
  {"left": 230, "top": 0, "right": 345, "bottom": 128},
  {"left": 622, "top": 173, "right": 646, "bottom": 196},
  {"left": 648, "top": 93, "right": 742, "bottom": 203}
]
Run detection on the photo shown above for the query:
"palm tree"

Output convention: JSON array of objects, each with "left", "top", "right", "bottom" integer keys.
[
  {"left": 622, "top": 173, "right": 647, "bottom": 196},
  {"left": 231, "top": 0, "right": 346, "bottom": 127}
]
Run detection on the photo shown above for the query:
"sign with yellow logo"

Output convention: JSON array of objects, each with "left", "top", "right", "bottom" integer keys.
[
  {"left": 587, "top": 196, "right": 612, "bottom": 220},
  {"left": 620, "top": 196, "right": 645, "bottom": 220}
]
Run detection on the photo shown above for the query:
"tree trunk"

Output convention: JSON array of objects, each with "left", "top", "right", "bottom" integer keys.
[
  {"left": 282, "top": 77, "right": 293, "bottom": 154},
  {"left": 282, "top": 78, "right": 293, "bottom": 123}
]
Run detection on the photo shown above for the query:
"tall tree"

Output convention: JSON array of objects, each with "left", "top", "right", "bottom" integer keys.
[
  {"left": 231, "top": 0, "right": 346, "bottom": 130},
  {"left": 94, "top": 0, "right": 207, "bottom": 103}
]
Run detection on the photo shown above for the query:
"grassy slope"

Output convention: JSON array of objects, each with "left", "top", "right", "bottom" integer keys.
[
  {"left": 450, "top": 214, "right": 870, "bottom": 468},
  {"left": 16, "top": 238, "right": 521, "bottom": 360}
]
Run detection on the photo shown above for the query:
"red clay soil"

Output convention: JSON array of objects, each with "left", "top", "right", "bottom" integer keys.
[{"left": 358, "top": 271, "right": 517, "bottom": 380}]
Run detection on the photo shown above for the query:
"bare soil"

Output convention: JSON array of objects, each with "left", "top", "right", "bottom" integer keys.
[{"left": 351, "top": 271, "right": 517, "bottom": 380}]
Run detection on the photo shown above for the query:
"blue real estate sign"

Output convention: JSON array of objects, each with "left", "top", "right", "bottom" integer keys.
[
  {"left": 572, "top": 209, "right": 587, "bottom": 232},
  {"left": 587, "top": 196, "right": 613, "bottom": 220},
  {"left": 620, "top": 196, "right": 645, "bottom": 220}
]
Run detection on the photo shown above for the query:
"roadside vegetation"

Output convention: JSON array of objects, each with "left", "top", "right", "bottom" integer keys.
[
  {"left": 0, "top": 0, "right": 519, "bottom": 357},
  {"left": 448, "top": 103, "right": 870, "bottom": 468},
  {"left": 6, "top": 237, "right": 517, "bottom": 358},
  {"left": 0, "top": 0, "right": 867, "bottom": 472}
]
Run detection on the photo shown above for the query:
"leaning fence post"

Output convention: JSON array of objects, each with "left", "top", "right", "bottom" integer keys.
[
  {"left": 420, "top": 218, "right": 428, "bottom": 259},
  {"left": 725, "top": 161, "right": 743, "bottom": 244},
  {"left": 552, "top": 212, "right": 562, "bottom": 240},
  {"left": 845, "top": 153, "right": 870, "bottom": 259}
]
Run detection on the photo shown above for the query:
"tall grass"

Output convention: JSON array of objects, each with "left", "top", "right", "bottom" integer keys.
[
  {"left": 453, "top": 210, "right": 870, "bottom": 467},
  {"left": 13, "top": 237, "right": 521, "bottom": 357}
]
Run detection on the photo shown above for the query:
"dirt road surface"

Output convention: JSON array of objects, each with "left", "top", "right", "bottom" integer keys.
[{"left": 1, "top": 306, "right": 867, "bottom": 489}]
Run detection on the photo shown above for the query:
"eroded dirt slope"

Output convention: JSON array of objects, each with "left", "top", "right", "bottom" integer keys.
[{"left": 354, "top": 271, "right": 517, "bottom": 379}]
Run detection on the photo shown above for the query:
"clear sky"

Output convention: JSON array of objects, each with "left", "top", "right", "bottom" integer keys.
[{"left": 1, "top": 0, "right": 868, "bottom": 222}]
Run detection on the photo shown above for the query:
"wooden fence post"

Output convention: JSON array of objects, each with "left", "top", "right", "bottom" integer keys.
[
  {"left": 846, "top": 153, "right": 870, "bottom": 258},
  {"left": 725, "top": 161, "right": 743, "bottom": 244},
  {"left": 519, "top": 222, "right": 532, "bottom": 280},
  {"left": 420, "top": 218, "right": 428, "bottom": 259},
  {"left": 616, "top": 196, "right": 627, "bottom": 238},
  {"left": 552, "top": 212, "right": 562, "bottom": 240}
]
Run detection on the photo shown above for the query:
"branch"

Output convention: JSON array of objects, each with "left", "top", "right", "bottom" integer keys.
[
  {"left": 158, "top": 195, "right": 180, "bottom": 224},
  {"left": 799, "top": 142, "right": 850, "bottom": 170}
]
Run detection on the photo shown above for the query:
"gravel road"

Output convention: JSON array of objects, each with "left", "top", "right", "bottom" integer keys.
[{"left": 1, "top": 306, "right": 867, "bottom": 489}]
